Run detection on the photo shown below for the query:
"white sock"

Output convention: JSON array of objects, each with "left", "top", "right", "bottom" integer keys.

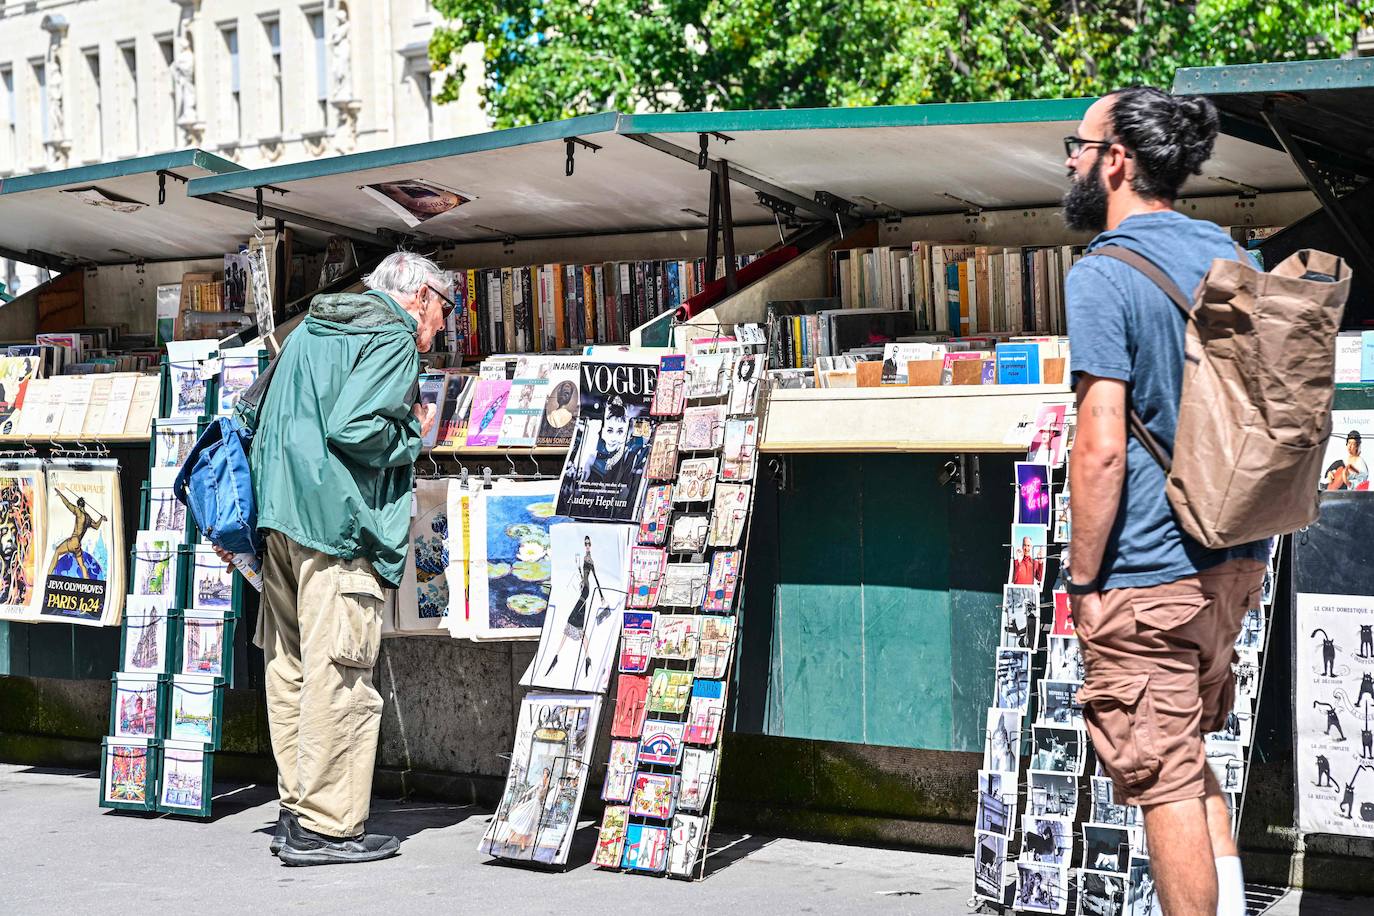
[{"left": 1215, "top": 855, "right": 1245, "bottom": 916}]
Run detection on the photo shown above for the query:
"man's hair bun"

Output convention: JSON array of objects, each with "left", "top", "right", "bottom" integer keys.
[{"left": 1109, "top": 86, "right": 1221, "bottom": 201}]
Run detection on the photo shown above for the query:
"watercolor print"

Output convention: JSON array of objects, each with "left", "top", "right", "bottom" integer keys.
[
  {"left": 611, "top": 673, "right": 650, "bottom": 739},
  {"left": 650, "top": 355, "right": 687, "bottom": 417},
  {"left": 685, "top": 679, "right": 726, "bottom": 745},
  {"left": 630, "top": 771, "right": 678, "bottom": 820},
  {"left": 190, "top": 546, "right": 234, "bottom": 609},
  {"left": 524, "top": 522, "right": 632, "bottom": 693},
  {"left": 667, "top": 813, "right": 707, "bottom": 877},
  {"left": 619, "top": 613, "right": 655, "bottom": 675},
  {"left": 720, "top": 418, "right": 759, "bottom": 481},
  {"left": 167, "top": 360, "right": 207, "bottom": 420},
  {"left": 602, "top": 739, "right": 638, "bottom": 803},
  {"left": 180, "top": 612, "right": 228, "bottom": 678},
  {"left": 39, "top": 464, "right": 123, "bottom": 627},
  {"left": 638, "top": 484, "right": 673, "bottom": 546},
  {"left": 0, "top": 462, "right": 45, "bottom": 620},
  {"left": 168, "top": 677, "right": 217, "bottom": 744},
  {"left": 122, "top": 597, "right": 169, "bottom": 673},
  {"left": 727, "top": 354, "right": 765, "bottom": 417},
  {"left": 645, "top": 422, "right": 681, "bottom": 481},
  {"left": 622, "top": 823, "right": 669, "bottom": 872},
  {"left": 593, "top": 805, "right": 630, "bottom": 868},
  {"left": 103, "top": 740, "right": 150, "bottom": 804},
  {"left": 695, "top": 616, "right": 736, "bottom": 679},
  {"left": 466, "top": 378, "right": 512, "bottom": 447},
  {"left": 678, "top": 747, "right": 717, "bottom": 812},
  {"left": 555, "top": 361, "right": 656, "bottom": 522},
  {"left": 481, "top": 692, "right": 601, "bottom": 865},
  {"left": 113, "top": 674, "right": 160, "bottom": 739},
  {"left": 674, "top": 458, "right": 719, "bottom": 504},
  {"left": 153, "top": 419, "right": 198, "bottom": 470},
  {"left": 134, "top": 530, "right": 181, "bottom": 600},
  {"left": 470, "top": 480, "right": 569, "bottom": 640},
  {"left": 680, "top": 405, "right": 726, "bottom": 451},
  {"left": 659, "top": 563, "right": 709, "bottom": 609},
  {"left": 217, "top": 356, "right": 262, "bottom": 415},
  {"left": 648, "top": 668, "right": 693, "bottom": 715},
  {"left": 638, "top": 718, "right": 686, "bottom": 766},
  {"left": 669, "top": 515, "right": 709, "bottom": 554},
  {"left": 160, "top": 743, "right": 207, "bottom": 810},
  {"left": 628, "top": 547, "right": 666, "bottom": 609},
  {"left": 707, "top": 483, "right": 751, "bottom": 548}
]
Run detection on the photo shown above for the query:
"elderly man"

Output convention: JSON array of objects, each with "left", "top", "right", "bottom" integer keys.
[{"left": 247, "top": 251, "right": 448, "bottom": 866}]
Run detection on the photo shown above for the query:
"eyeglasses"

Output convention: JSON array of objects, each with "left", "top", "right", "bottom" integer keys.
[
  {"left": 1063, "top": 135, "right": 1116, "bottom": 159},
  {"left": 425, "top": 283, "right": 457, "bottom": 318}
]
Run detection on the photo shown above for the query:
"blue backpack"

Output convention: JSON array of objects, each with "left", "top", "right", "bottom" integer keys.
[{"left": 173, "top": 354, "right": 278, "bottom": 556}]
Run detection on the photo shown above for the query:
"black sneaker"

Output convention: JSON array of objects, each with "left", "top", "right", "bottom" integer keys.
[
  {"left": 269, "top": 809, "right": 298, "bottom": 856},
  {"left": 277, "top": 820, "right": 400, "bottom": 867}
]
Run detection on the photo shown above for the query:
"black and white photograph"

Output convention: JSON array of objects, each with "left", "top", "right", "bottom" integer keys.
[
  {"left": 1038, "top": 679, "right": 1085, "bottom": 727},
  {"left": 1021, "top": 814, "right": 1072, "bottom": 866},
  {"left": 995, "top": 647, "right": 1032, "bottom": 711},
  {"left": 1077, "top": 868, "right": 1127, "bottom": 916},
  {"left": 973, "top": 830, "right": 1009, "bottom": 903},
  {"left": 1030, "top": 725, "right": 1086, "bottom": 775},
  {"left": 1082, "top": 823, "right": 1133, "bottom": 873},
  {"left": 1029, "top": 772, "right": 1078, "bottom": 818},
  {"left": 1090, "top": 777, "right": 1141, "bottom": 828},
  {"left": 1235, "top": 606, "right": 1266, "bottom": 650},
  {"left": 977, "top": 769, "right": 1016, "bottom": 836},
  {"left": 1015, "top": 861, "right": 1068, "bottom": 915},
  {"left": 1047, "top": 635, "right": 1085, "bottom": 683},
  {"left": 984, "top": 708, "right": 1022, "bottom": 773},
  {"left": 1208, "top": 709, "right": 1254, "bottom": 748},
  {"left": 1206, "top": 741, "right": 1246, "bottom": 794},
  {"left": 1125, "top": 856, "right": 1159, "bottom": 916},
  {"left": 1234, "top": 647, "right": 1261, "bottom": 700},
  {"left": 1002, "top": 584, "right": 1041, "bottom": 650}
]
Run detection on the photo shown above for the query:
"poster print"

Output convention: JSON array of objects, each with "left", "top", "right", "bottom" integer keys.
[
  {"left": 703, "top": 551, "right": 740, "bottom": 613},
  {"left": 629, "top": 771, "right": 677, "bottom": 820},
  {"left": 660, "top": 563, "right": 708, "bottom": 608},
  {"left": 679, "top": 747, "right": 717, "bottom": 812},
  {"left": 1318, "top": 411, "right": 1374, "bottom": 491},
  {"left": 720, "top": 418, "right": 758, "bottom": 482},
  {"left": 648, "top": 668, "right": 693, "bottom": 715},
  {"left": 685, "top": 679, "right": 725, "bottom": 744},
  {"left": 1030, "top": 725, "right": 1087, "bottom": 775},
  {"left": 707, "top": 483, "right": 751, "bottom": 548},
  {"left": 602, "top": 740, "right": 638, "bottom": 802},
  {"left": 638, "top": 484, "right": 673, "bottom": 546},
  {"left": 133, "top": 530, "right": 181, "bottom": 600},
  {"left": 628, "top": 547, "right": 666, "bottom": 609},
  {"left": 638, "top": 718, "right": 686, "bottom": 766},
  {"left": 652, "top": 614, "right": 698, "bottom": 660},
  {"left": 1015, "top": 861, "right": 1068, "bottom": 915},
  {"left": 536, "top": 359, "right": 581, "bottom": 449},
  {"left": 669, "top": 515, "right": 709, "bottom": 554},
  {"left": 675, "top": 458, "right": 719, "bottom": 503},
  {"left": 39, "top": 464, "right": 123, "bottom": 627},
  {"left": 976, "top": 769, "right": 1016, "bottom": 836},
  {"left": 593, "top": 806, "right": 629, "bottom": 868},
  {"left": 696, "top": 617, "right": 736, "bottom": 678},
  {"left": 645, "top": 422, "right": 681, "bottom": 481},
  {"left": 973, "top": 830, "right": 1009, "bottom": 903},
  {"left": 481, "top": 692, "right": 602, "bottom": 865},
  {"left": 727, "top": 354, "right": 764, "bottom": 417},
  {"left": 650, "top": 355, "right": 686, "bottom": 417},
  {"left": 470, "top": 480, "right": 569, "bottom": 640},
  {"left": 1002, "top": 584, "right": 1041, "bottom": 650},
  {"left": 1295, "top": 592, "right": 1374, "bottom": 837},
  {"left": 619, "top": 613, "right": 655, "bottom": 675},
  {"left": 0, "top": 461, "right": 45, "bottom": 620},
  {"left": 611, "top": 673, "right": 650, "bottom": 738},
  {"left": 1010, "top": 524, "right": 1049, "bottom": 588},
  {"left": 122, "top": 597, "right": 170, "bottom": 673},
  {"left": 524, "top": 523, "right": 632, "bottom": 693},
  {"left": 395, "top": 478, "right": 452, "bottom": 634},
  {"left": 466, "top": 379, "right": 512, "bottom": 448},
  {"left": 103, "top": 739, "right": 151, "bottom": 805},
  {"left": 442, "top": 478, "right": 477, "bottom": 638},
  {"left": 622, "top": 823, "right": 669, "bottom": 873},
  {"left": 555, "top": 360, "right": 656, "bottom": 521},
  {"left": 113, "top": 673, "right": 160, "bottom": 739},
  {"left": 152, "top": 419, "right": 198, "bottom": 470},
  {"left": 1016, "top": 462, "right": 1053, "bottom": 526},
  {"left": 1077, "top": 869, "right": 1127, "bottom": 916},
  {"left": 680, "top": 405, "right": 726, "bottom": 451},
  {"left": 667, "top": 813, "right": 706, "bottom": 877},
  {"left": 985, "top": 709, "right": 1022, "bottom": 772}
]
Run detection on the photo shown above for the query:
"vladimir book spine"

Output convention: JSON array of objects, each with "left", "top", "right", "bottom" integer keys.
[{"left": 582, "top": 265, "right": 597, "bottom": 344}]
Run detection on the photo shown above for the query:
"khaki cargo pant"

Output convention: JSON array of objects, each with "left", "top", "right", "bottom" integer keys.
[{"left": 255, "top": 530, "right": 386, "bottom": 838}]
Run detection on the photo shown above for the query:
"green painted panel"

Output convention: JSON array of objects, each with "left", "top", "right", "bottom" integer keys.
[
  {"left": 1174, "top": 58, "right": 1374, "bottom": 97},
  {"left": 1334, "top": 384, "right": 1374, "bottom": 410},
  {"left": 0, "top": 621, "right": 9, "bottom": 675}
]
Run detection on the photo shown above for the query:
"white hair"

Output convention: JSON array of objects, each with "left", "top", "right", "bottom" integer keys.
[{"left": 364, "top": 251, "right": 449, "bottom": 298}]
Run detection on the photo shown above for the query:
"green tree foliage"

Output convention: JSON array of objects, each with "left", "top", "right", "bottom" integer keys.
[{"left": 430, "top": 1, "right": 1374, "bottom": 128}]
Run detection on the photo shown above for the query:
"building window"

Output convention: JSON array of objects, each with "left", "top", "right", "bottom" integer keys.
[
  {"left": 402, "top": 54, "right": 434, "bottom": 143},
  {"left": 221, "top": 25, "right": 240, "bottom": 140},
  {"left": 119, "top": 43, "right": 139, "bottom": 154},
  {"left": 262, "top": 16, "right": 283, "bottom": 135},
  {"left": 84, "top": 49, "right": 102, "bottom": 160},
  {"left": 1, "top": 66, "right": 14, "bottom": 170},
  {"left": 307, "top": 9, "right": 327, "bottom": 129},
  {"left": 158, "top": 37, "right": 176, "bottom": 149}
]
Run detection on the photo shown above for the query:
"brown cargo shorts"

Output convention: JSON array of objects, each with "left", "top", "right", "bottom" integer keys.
[{"left": 1074, "top": 558, "right": 1265, "bottom": 807}]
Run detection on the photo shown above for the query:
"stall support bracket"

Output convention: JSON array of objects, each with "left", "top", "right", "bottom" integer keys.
[{"left": 156, "top": 169, "right": 188, "bottom": 206}]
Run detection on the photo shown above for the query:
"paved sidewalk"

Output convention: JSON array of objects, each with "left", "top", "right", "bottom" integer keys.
[{"left": 1, "top": 764, "right": 1368, "bottom": 915}]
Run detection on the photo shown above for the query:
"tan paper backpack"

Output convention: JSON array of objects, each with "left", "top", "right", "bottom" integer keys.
[{"left": 1088, "top": 246, "right": 1351, "bottom": 549}]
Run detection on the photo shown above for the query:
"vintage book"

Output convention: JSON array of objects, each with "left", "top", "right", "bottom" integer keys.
[{"left": 56, "top": 376, "right": 95, "bottom": 437}]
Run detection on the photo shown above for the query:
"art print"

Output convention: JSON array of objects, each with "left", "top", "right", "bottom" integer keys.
[
  {"left": 1002, "top": 584, "right": 1040, "bottom": 650},
  {"left": 466, "top": 379, "right": 511, "bottom": 447},
  {"left": 668, "top": 515, "right": 708, "bottom": 554},
  {"left": 652, "top": 614, "right": 698, "bottom": 660},
  {"left": 113, "top": 674, "right": 160, "bottom": 739},
  {"left": 525, "top": 523, "right": 632, "bottom": 693},
  {"left": 362, "top": 178, "right": 470, "bottom": 227},
  {"left": 667, "top": 813, "right": 707, "bottom": 877},
  {"left": 180, "top": 612, "right": 228, "bottom": 678},
  {"left": 1089, "top": 777, "right": 1141, "bottom": 828},
  {"left": 611, "top": 673, "right": 650, "bottom": 738},
  {"left": 686, "top": 350, "right": 733, "bottom": 400},
  {"left": 602, "top": 740, "right": 638, "bottom": 802},
  {"left": 0, "top": 462, "right": 45, "bottom": 620},
  {"left": 593, "top": 806, "right": 629, "bottom": 868},
  {"left": 638, "top": 718, "right": 686, "bottom": 766},
  {"left": 1078, "top": 869, "right": 1127, "bottom": 916},
  {"left": 674, "top": 458, "right": 719, "bottom": 504},
  {"left": 1318, "top": 411, "right": 1374, "bottom": 490},
  {"left": 707, "top": 483, "right": 751, "bottom": 548},
  {"left": 188, "top": 546, "right": 234, "bottom": 609},
  {"left": 536, "top": 359, "right": 581, "bottom": 448},
  {"left": 619, "top": 613, "right": 655, "bottom": 675},
  {"left": 1016, "top": 861, "right": 1068, "bottom": 915},
  {"left": 1015, "top": 462, "right": 1053, "bottom": 526},
  {"left": 1083, "top": 824, "right": 1132, "bottom": 873},
  {"left": 166, "top": 360, "right": 208, "bottom": 420},
  {"left": 630, "top": 771, "right": 678, "bottom": 820},
  {"left": 441, "top": 478, "right": 477, "bottom": 637},
  {"left": 152, "top": 419, "right": 198, "bottom": 470},
  {"left": 168, "top": 677, "right": 218, "bottom": 744},
  {"left": 727, "top": 354, "right": 764, "bottom": 417},
  {"left": 481, "top": 692, "right": 601, "bottom": 865},
  {"left": 394, "top": 478, "right": 451, "bottom": 634},
  {"left": 103, "top": 740, "right": 151, "bottom": 804},
  {"left": 160, "top": 743, "right": 207, "bottom": 811},
  {"left": 133, "top": 530, "right": 180, "bottom": 600},
  {"left": 994, "top": 648, "right": 1031, "bottom": 711},
  {"left": 659, "top": 563, "right": 708, "bottom": 609},
  {"left": 638, "top": 484, "right": 673, "bottom": 546},
  {"left": 1027, "top": 404, "right": 1068, "bottom": 468},
  {"left": 1046, "top": 636, "right": 1084, "bottom": 683},
  {"left": 1038, "top": 680, "right": 1085, "bottom": 728},
  {"left": 470, "top": 480, "right": 568, "bottom": 639},
  {"left": 555, "top": 361, "right": 656, "bottom": 521},
  {"left": 696, "top": 616, "right": 736, "bottom": 678},
  {"left": 622, "top": 823, "right": 669, "bottom": 873},
  {"left": 973, "top": 830, "right": 1009, "bottom": 903},
  {"left": 646, "top": 422, "right": 681, "bottom": 481},
  {"left": 217, "top": 355, "right": 262, "bottom": 415},
  {"left": 679, "top": 747, "right": 717, "bottom": 812},
  {"left": 1030, "top": 725, "right": 1086, "bottom": 775},
  {"left": 984, "top": 708, "right": 1021, "bottom": 772},
  {"left": 628, "top": 547, "right": 666, "bottom": 609},
  {"left": 703, "top": 551, "right": 740, "bottom": 613},
  {"left": 1009, "top": 524, "right": 1048, "bottom": 588},
  {"left": 39, "top": 464, "right": 123, "bottom": 627},
  {"left": 680, "top": 405, "right": 726, "bottom": 451},
  {"left": 977, "top": 769, "right": 1016, "bottom": 836},
  {"left": 650, "top": 355, "right": 687, "bottom": 417},
  {"left": 1029, "top": 772, "right": 1078, "bottom": 819},
  {"left": 720, "top": 418, "right": 758, "bottom": 481},
  {"left": 686, "top": 679, "right": 725, "bottom": 744},
  {"left": 648, "top": 668, "right": 693, "bottom": 715},
  {"left": 1022, "top": 814, "right": 1072, "bottom": 866},
  {"left": 122, "top": 597, "right": 169, "bottom": 673}
]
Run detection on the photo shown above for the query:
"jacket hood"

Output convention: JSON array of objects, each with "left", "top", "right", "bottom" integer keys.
[{"left": 307, "top": 291, "right": 417, "bottom": 335}]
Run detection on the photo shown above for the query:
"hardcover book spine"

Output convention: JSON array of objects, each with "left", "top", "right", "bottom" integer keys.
[
  {"left": 552, "top": 264, "right": 567, "bottom": 350},
  {"left": 522, "top": 267, "right": 536, "bottom": 353},
  {"left": 501, "top": 267, "right": 517, "bottom": 352}
]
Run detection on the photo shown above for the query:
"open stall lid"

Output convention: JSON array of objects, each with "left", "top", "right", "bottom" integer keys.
[
  {"left": 619, "top": 97, "right": 1305, "bottom": 215},
  {"left": 187, "top": 113, "right": 789, "bottom": 246},
  {"left": 0, "top": 150, "right": 293, "bottom": 268}
]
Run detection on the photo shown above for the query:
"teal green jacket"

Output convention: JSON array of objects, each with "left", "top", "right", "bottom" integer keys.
[{"left": 252, "top": 291, "right": 421, "bottom": 587}]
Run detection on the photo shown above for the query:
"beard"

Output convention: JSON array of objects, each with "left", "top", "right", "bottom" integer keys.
[{"left": 1062, "top": 155, "right": 1108, "bottom": 232}]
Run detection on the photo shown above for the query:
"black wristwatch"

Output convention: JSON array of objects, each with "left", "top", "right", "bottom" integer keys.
[{"left": 1065, "top": 578, "right": 1099, "bottom": 596}]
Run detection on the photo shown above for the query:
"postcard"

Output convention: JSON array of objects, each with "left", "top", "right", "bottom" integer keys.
[
  {"left": 638, "top": 484, "right": 673, "bottom": 546},
  {"left": 667, "top": 813, "right": 707, "bottom": 877},
  {"left": 133, "top": 530, "right": 181, "bottom": 600},
  {"left": 622, "top": 823, "right": 670, "bottom": 872},
  {"left": 973, "top": 830, "right": 1009, "bottom": 903},
  {"left": 650, "top": 355, "right": 687, "bottom": 417},
  {"left": 1078, "top": 870, "right": 1127, "bottom": 916},
  {"left": 720, "top": 418, "right": 759, "bottom": 481},
  {"left": 159, "top": 740, "right": 208, "bottom": 812},
  {"left": 675, "top": 457, "right": 720, "bottom": 503},
  {"left": 1015, "top": 462, "right": 1053, "bottom": 526},
  {"left": 112, "top": 673, "right": 160, "bottom": 740},
  {"left": 679, "top": 747, "right": 717, "bottom": 812},
  {"left": 648, "top": 668, "right": 693, "bottom": 715},
  {"left": 680, "top": 405, "right": 726, "bottom": 451},
  {"left": 707, "top": 483, "right": 751, "bottom": 547},
  {"left": 612, "top": 674, "right": 650, "bottom": 739},
  {"left": 168, "top": 676, "right": 218, "bottom": 745},
  {"left": 619, "top": 613, "right": 655, "bottom": 674},
  {"left": 646, "top": 422, "right": 681, "bottom": 481},
  {"left": 180, "top": 611, "right": 229, "bottom": 679},
  {"left": 696, "top": 616, "right": 737, "bottom": 678},
  {"left": 1028, "top": 772, "right": 1078, "bottom": 819},
  {"left": 122, "top": 597, "right": 170, "bottom": 674},
  {"left": 638, "top": 718, "right": 686, "bottom": 766},
  {"left": 727, "top": 354, "right": 765, "bottom": 417},
  {"left": 1089, "top": 777, "right": 1141, "bottom": 829},
  {"left": 659, "top": 563, "right": 709, "bottom": 608},
  {"left": 984, "top": 708, "right": 1022, "bottom": 773},
  {"left": 669, "top": 514, "right": 709, "bottom": 554},
  {"left": 103, "top": 738, "right": 151, "bottom": 805},
  {"left": 976, "top": 769, "right": 1017, "bottom": 836},
  {"left": 1051, "top": 591, "right": 1075, "bottom": 636},
  {"left": 686, "top": 350, "right": 734, "bottom": 400},
  {"left": 1001, "top": 584, "right": 1041, "bottom": 651},
  {"left": 1029, "top": 725, "right": 1087, "bottom": 776},
  {"left": 994, "top": 648, "right": 1031, "bottom": 711},
  {"left": 602, "top": 740, "right": 638, "bottom": 803},
  {"left": 685, "top": 679, "right": 726, "bottom": 745},
  {"left": 1045, "top": 636, "right": 1083, "bottom": 683},
  {"left": 1083, "top": 823, "right": 1133, "bottom": 873},
  {"left": 628, "top": 547, "right": 666, "bottom": 609},
  {"left": 592, "top": 805, "right": 629, "bottom": 868},
  {"left": 1022, "top": 814, "right": 1073, "bottom": 866},
  {"left": 1015, "top": 862, "right": 1068, "bottom": 914},
  {"left": 189, "top": 546, "right": 235, "bottom": 609},
  {"left": 1009, "top": 524, "right": 1049, "bottom": 588},
  {"left": 652, "top": 614, "right": 699, "bottom": 661},
  {"left": 629, "top": 771, "right": 678, "bottom": 820}
]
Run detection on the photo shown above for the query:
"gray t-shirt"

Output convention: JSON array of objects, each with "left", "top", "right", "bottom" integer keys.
[{"left": 1066, "top": 210, "right": 1268, "bottom": 590}]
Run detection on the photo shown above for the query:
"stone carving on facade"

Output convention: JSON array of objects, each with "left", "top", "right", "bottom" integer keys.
[
  {"left": 41, "top": 14, "right": 70, "bottom": 168},
  {"left": 172, "top": 1, "right": 204, "bottom": 146},
  {"left": 329, "top": 1, "right": 360, "bottom": 154}
]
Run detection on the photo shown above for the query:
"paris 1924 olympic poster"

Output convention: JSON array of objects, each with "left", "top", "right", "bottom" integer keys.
[{"left": 38, "top": 462, "right": 124, "bottom": 627}]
